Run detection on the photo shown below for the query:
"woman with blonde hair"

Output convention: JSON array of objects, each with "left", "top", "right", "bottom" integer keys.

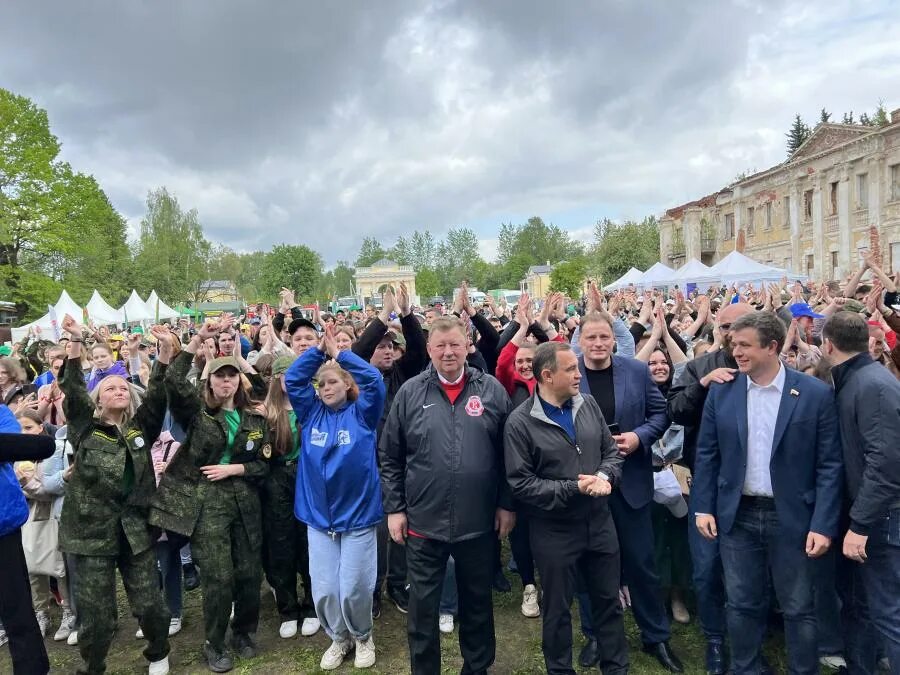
[
  {"left": 284, "top": 324, "right": 385, "bottom": 670},
  {"left": 260, "top": 354, "right": 319, "bottom": 641},
  {"left": 56, "top": 314, "right": 172, "bottom": 675}
]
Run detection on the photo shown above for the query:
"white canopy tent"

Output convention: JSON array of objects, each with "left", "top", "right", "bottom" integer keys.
[
  {"left": 604, "top": 267, "right": 644, "bottom": 291},
  {"left": 120, "top": 289, "right": 155, "bottom": 323},
  {"left": 145, "top": 290, "right": 181, "bottom": 321},
  {"left": 660, "top": 258, "right": 720, "bottom": 289},
  {"left": 10, "top": 290, "right": 84, "bottom": 342},
  {"left": 86, "top": 290, "right": 124, "bottom": 325},
  {"left": 709, "top": 251, "right": 799, "bottom": 286},
  {"left": 634, "top": 262, "right": 676, "bottom": 289}
]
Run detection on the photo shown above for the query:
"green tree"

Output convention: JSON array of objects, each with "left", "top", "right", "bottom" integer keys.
[
  {"left": 132, "top": 187, "right": 212, "bottom": 304},
  {"left": 588, "top": 216, "right": 660, "bottom": 283},
  {"left": 0, "top": 88, "right": 130, "bottom": 320},
  {"left": 259, "top": 244, "right": 323, "bottom": 304},
  {"left": 819, "top": 108, "right": 831, "bottom": 123},
  {"left": 842, "top": 111, "right": 855, "bottom": 124},
  {"left": 409, "top": 230, "right": 437, "bottom": 271},
  {"left": 872, "top": 100, "right": 889, "bottom": 127},
  {"left": 785, "top": 113, "right": 811, "bottom": 156},
  {"left": 550, "top": 259, "right": 587, "bottom": 298},
  {"left": 495, "top": 217, "right": 584, "bottom": 287},
  {"left": 415, "top": 268, "right": 442, "bottom": 300},
  {"left": 235, "top": 251, "right": 268, "bottom": 302},
  {"left": 355, "top": 237, "right": 388, "bottom": 267}
]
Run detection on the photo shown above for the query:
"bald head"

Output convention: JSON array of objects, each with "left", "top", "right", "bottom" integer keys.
[{"left": 717, "top": 302, "right": 755, "bottom": 326}]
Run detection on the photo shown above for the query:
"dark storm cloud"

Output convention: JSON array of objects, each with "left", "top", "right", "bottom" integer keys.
[{"left": 5, "top": 0, "right": 887, "bottom": 264}]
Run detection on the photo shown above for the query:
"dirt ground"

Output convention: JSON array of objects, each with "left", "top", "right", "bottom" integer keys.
[{"left": 1, "top": 568, "right": 795, "bottom": 675}]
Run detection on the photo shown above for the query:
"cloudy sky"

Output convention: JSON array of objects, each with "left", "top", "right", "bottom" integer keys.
[{"left": 3, "top": 0, "right": 898, "bottom": 265}]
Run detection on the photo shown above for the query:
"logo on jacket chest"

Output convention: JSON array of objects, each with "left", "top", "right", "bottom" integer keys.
[
  {"left": 337, "top": 430, "right": 352, "bottom": 446},
  {"left": 464, "top": 395, "right": 484, "bottom": 417},
  {"left": 310, "top": 428, "right": 328, "bottom": 447}
]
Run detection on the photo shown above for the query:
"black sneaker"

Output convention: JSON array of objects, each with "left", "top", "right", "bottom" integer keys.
[
  {"left": 183, "top": 563, "right": 201, "bottom": 591},
  {"left": 492, "top": 570, "right": 512, "bottom": 593},
  {"left": 372, "top": 592, "right": 382, "bottom": 620},
  {"left": 387, "top": 584, "right": 409, "bottom": 614},
  {"left": 231, "top": 633, "right": 258, "bottom": 659},
  {"left": 203, "top": 642, "right": 234, "bottom": 673}
]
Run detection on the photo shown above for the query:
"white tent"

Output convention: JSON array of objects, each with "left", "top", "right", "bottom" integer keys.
[
  {"left": 709, "top": 251, "right": 796, "bottom": 285},
  {"left": 634, "top": 262, "right": 676, "bottom": 289},
  {"left": 145, "top": 290, "right": 181, "bottom": 321},
  {"left": 604, "top": 267, "right": 644, "bottom": 291},
  {"left": 660, "top": 259, "right": 720, "bottom": 289},
  {"left": 9, "top": 290, "right": 84, "bottom": 342},
  {"left": 86, "top": 290, "right": 124, "bottom": 325},
  {"left": 120, "top": 290, "right": 155, "bottom": 323}
]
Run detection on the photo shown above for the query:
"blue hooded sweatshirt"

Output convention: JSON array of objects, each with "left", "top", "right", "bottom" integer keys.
[
  {"left": 285, "top": 348, "right": 386, "bottom": 534},
  {"left": 0, "top": 405, "right": 29, "bottom": 537}
]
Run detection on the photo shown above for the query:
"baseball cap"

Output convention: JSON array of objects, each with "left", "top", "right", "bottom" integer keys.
[
  {"left": 207, "top": 356, "right": 240, "bottom": 375},
  {"left": 842, "top": 299, "right": 866, "bottom": 314},
  {"left": 383, "top": 330, "right": 406, "bottom": 347},
  {"left": 0, "top": 345, "right": 11, "bottom": 356},
  {"left": 788, "top": 303, "right": 824, "bottom": 320},
  {"left": 665, "top": 298, "right": 676, "bottom": 306},
  {"left": 653, "top": 470, "right": 688, "bottom": 518},
  {"left": 288, "top": 318, "right": 318, "bottom": 335},
  {"left": 109, "top": 334, "right": 125, "bottom": 342},
  {"left": 272, "top": 354, "right": 297, "bottom": 376}
]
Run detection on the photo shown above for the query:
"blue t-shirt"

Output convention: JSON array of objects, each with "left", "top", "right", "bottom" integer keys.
[{"left": 539, "top": 395, "right": 576, "bottom": 442}]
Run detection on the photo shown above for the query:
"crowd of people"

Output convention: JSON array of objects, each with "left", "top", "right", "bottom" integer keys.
[{"left": 0, "top": 256, "right": 898, "bottom": 675}]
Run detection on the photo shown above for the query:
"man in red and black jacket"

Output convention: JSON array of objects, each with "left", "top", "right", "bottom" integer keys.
[{"left": 380, "top": 317, "right": 514, "bottom": 675}]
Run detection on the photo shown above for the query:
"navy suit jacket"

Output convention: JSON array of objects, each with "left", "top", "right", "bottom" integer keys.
[
  {"left": 578, "top": 354, "right": 668, "bottom": 509},
  {"left": 692, "top": 368, "right": 843, "bottom": 542}
]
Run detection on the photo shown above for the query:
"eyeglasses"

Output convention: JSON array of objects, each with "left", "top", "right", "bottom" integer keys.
[{"left": 718, "top": 323, "right": 732, "bottom": 331}]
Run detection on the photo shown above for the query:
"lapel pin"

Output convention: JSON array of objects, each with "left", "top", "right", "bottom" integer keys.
[{"left": 790, "top": 388, "right": 799, "bottom": 397}]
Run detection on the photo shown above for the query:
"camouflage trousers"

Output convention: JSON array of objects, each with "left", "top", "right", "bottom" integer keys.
[
  {"left": 72, "top": 536, "right": 170, "bottom": 674},
  {"left": 261, "top": 461, "right": 315, "bottom": 621},
  {"left": 191, "top": 482, "right": 262, "bottom": 652}
]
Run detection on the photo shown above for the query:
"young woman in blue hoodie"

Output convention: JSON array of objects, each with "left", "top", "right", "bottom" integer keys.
[{"left": 284, "top": 324, "right": 385, "bottom": 671}]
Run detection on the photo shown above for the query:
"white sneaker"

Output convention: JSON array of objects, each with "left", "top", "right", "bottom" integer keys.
[
  {"left": 35, "top": 610, "right": 51, "bottom": 637},
  {"left": 54, "top": 609, "right": 75, "bottom": 641},
  {"left": 168, "top": 617, "right": 182, "bottom": 637},
  {"left": 354, "top": 635, "right": 376, "bottom": 668},
  {"left": 135, "top": 627, "right": 145, "bottom": 639},
  {"left": 279, "top": 620, "right": 298, "bottom": 639},
  {"left": 320, "top": 639, "right": 352, "bottom": 670},
  {"left": 67, "top": 630, "right": 79, "bottom": 646},
  {"left": 148, "top": 655, "right": 170, "bottom": 675},
  {"left": 820, "top": 655, "right": 847, "bottom": 670},
  {"left": 301, "top": 617, "right": 321, "bottom": 637},
  {"left": 439, "top": 614, "right": 454, "bottom": 634},
  {"left": 521, "top": 584, "right": 540, "bottom": 618}
]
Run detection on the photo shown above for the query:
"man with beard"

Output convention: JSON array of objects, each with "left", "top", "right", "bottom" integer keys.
[{"left": 666, "top": 300, "right": 754, "bottom": 674}]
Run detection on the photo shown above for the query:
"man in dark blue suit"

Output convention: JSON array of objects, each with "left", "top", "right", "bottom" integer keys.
[
  {"left": 693, "top": 311, "right": 843, "bottom": 675},
  {"left": 574, "top": 312, "right": 680, "bottom": 671}
]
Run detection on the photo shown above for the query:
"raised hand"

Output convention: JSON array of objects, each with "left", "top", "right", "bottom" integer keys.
[
  {"left": 197, "top": 320, "right": 219, "bottom": 341},
  {"left": 61, "top": 314, "right": 81, "bottom": 337},
  {"left": 396, "top": 281, "right": 411, "bottom": 316},
  {"left": 279, "top": 288, "right": 296, "bottom": 313},
  {"left": 320, "top": 323, "right": 339, "bottom": 358}
]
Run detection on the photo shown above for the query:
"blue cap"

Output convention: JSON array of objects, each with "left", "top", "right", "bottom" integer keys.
[{"left": 788, "top": 303, "right": 824, "bottom": 320}]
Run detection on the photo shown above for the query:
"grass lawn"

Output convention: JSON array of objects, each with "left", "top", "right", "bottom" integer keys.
[{"left": 1, "top": 569, "right": 796, "bottom": 674}]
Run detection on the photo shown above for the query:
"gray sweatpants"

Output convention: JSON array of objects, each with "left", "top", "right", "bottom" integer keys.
[{"left": 307, "top": 526, "right": 377, "bottom": 642}]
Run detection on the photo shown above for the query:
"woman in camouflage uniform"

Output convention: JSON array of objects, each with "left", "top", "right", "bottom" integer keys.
[
  {"left": 149, "top": 319, "right": 270, "bottom": 674},
  {"left": 57, "top": 315, "right": 172, "bottom": 675}
]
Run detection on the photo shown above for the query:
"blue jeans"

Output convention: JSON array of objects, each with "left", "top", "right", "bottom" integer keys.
[
  {"left": 439, "top": 556, "right": 457, "bottom": 616},
  {"left": 841, "top": 508, "right": 900, "bottom": 675},
  {"left": 155, "top": 539, "right": 183, "bottom": 619},
  {"left": 720, "top": 501, "right": 817, "bottom": 675},
  {"left": 307, "top": 526, "right": 377, "bottom": 642},
  {"left": 688, "top": 501, "right": 727, "bottom": 644}
]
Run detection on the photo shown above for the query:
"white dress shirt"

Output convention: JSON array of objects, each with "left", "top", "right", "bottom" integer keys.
[{"left": 742, "top": 363, "right": 786, "bottom": 497}]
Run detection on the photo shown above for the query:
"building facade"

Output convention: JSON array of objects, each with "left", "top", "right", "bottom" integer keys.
[
  {"left": 353, "top": 258, "right": 418, "bottom": 305},
  {"left": 520, "top": 264, "right": 553, "bottom": 298},
  {"left": 659, "top": 109, "right": 900, "bottom": 280}
]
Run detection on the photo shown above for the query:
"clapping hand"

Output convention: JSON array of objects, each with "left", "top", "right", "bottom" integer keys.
[
  {"left": 197, "top": 320, "right": 219, "bottom": 341},
  {"left": 318, "top": 324, "right": 339, "bottom": 359},
  {"left": 396, "top": 281, "right": 411, "bottom": 317}
]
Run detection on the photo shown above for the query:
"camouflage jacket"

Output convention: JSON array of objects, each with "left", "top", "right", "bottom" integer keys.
[
  {"left": 58, "top": 357, "right": 167, "bottom": 557},
  {"left": 149, "top": 350, "right": 270, "bottom": 543}
]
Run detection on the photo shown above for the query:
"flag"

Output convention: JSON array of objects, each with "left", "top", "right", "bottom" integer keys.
[{"left": 47, "top": 304, "right": 61, "bottom": 341}]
